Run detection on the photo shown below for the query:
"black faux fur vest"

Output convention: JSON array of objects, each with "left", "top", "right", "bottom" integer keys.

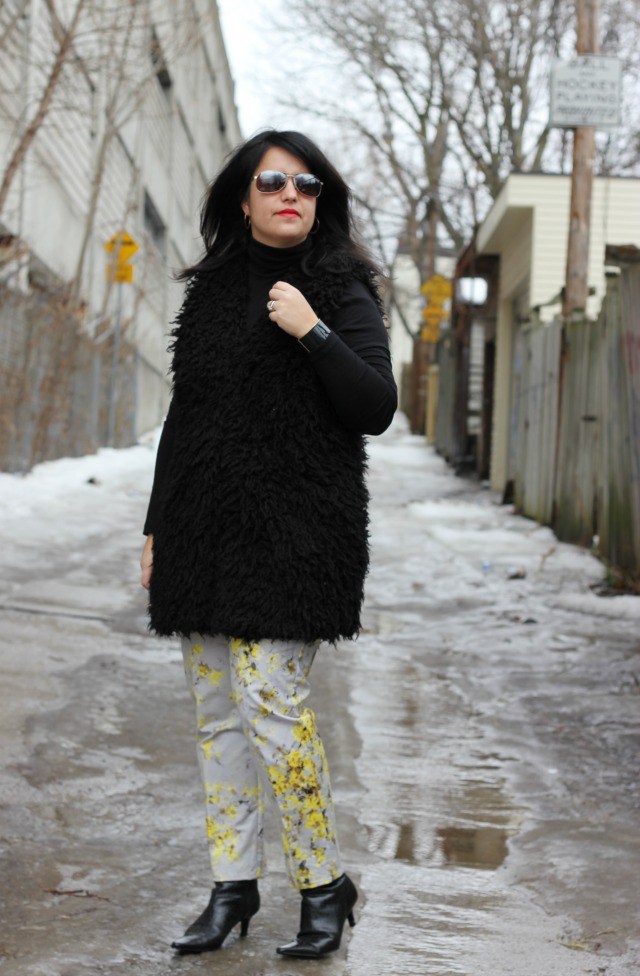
[{"left": 148, "top": 249, "right": 379, "bottom": 643}]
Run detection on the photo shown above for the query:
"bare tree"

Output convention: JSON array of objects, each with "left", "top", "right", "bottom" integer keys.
[
  {"left": 267, "top": 0, "right": 466, "bottom": 281},
  {"left": 266, "top": 0, "right": 640, "bottom": 286},
  {"left": 0, "top": 0, "right": 88, "bottom": 217},
  {"left": 1, "top": 0, "right": 218, "bottom": 306},
  {"left": 0, "top": 0, "right": 226, "bottom": 467},
  {"left": 445, "top": 0, "right": 573, "bottom": 200}
]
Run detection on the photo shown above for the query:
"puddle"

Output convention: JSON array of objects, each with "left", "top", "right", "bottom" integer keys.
[
  {"left": 436, "top": 825, "right": 508, "bottom": 869},
  {"left": 367, "top": 777, "right": 522, "bottom": 872},
  {"left": 373, "top": 820, "right": 510, "bottom": 870}
]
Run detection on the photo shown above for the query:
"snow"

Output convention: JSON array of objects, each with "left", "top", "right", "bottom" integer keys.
[
  {"left": 0, "top": 433, "right": 158, "bottom": 548},
  {"left": 2, "top": 413, "right": 638, "bottom": 976},
  {"left": 1, "top": 416, "right": 637, "bottom": 626},
  {"left": 550, "top": 592, "right": 640, "bottom": 619}
]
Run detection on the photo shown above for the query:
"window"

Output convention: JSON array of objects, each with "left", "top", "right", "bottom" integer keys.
[
  {"left": 144, "top": 191, "right": 167, "bottom": 258},
  {"left": 150, "top": 28, "right": 172, "bottom": 95}
]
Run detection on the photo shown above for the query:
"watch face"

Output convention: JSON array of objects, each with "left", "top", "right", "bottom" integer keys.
[{"left": 300, "top": 321, "right": 330, "bottom": 352}]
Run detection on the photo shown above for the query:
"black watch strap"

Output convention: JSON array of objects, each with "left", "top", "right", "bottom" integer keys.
[{"left": 298, "top": 319, "right": 332, "bottom": 353}]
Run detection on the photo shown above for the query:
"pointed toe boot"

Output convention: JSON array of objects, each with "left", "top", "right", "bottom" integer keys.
[
  {"left": 171, "top": 880, "right": 259, "bottom": 954},
  {"left": 276, "top": 873, "right": 357, "bottom": 959}
]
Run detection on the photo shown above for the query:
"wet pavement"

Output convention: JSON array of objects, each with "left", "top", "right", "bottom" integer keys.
[{"left": 1, "top": 416, "right": 639, "bottom": 975}]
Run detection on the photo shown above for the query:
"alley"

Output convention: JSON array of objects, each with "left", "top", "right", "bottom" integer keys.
[{"left": 0, "top": 416, "right": 639, "bottom": 976}]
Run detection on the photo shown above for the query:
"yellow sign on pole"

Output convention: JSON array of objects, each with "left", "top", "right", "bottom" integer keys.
[
  {"left": 106, "top": 263, "right": 134, "bottom": 283},
  {"left": 420, "top": 274, "right": 451, "bottom": 343},
  {"left": 105, "top": 231, "right": 138, "bottom": 261},
  {"left": 105, "top": 230, "right": 138, "bottom": 282},
  {"left": 421, "top": 323, "right": 441, "bottom": 344},
  {"left": 422, "top": 305, "right": 446, "bottom": 327},
  {"left": 421, "top": 274, "right": 453, "bottom": 302}
]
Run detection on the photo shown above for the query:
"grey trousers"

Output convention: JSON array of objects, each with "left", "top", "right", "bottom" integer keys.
[{"left": 181, "top": 634, "right": 343, "bottom": 889}]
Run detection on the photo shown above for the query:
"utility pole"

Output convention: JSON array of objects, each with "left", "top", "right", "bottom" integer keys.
[
  {"left": 563, "top": 0, "right": 600, "bottom": 318},
  {"left": 104, "top": 231, "right": 138, "bottom": 446},
  {"left": 107, "top": 281, "right": 123, "bottom": 447}
]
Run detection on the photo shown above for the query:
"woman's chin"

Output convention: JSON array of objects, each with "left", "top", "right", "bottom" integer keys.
[{"left": 253, "top": 227, "right": 309, "bottom": 249}]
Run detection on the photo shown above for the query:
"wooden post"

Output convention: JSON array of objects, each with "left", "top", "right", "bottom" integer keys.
[{"left": 563, "top": 0, "right": 600, "bottom": 318}]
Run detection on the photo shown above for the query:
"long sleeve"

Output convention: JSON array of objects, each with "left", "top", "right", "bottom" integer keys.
[
  {"left": 307, "top": 280, "right": 397, "bottom": 435},
  {"left": 142, "top": 278, "right": 397, "bottom": 535},
  {"left": 143, "top": 398, "right": 177, "bottom": 535}
]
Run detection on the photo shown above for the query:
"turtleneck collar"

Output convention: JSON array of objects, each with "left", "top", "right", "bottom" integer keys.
[{"left": 246, "top": 235, "right": 313, "bottom": 278}]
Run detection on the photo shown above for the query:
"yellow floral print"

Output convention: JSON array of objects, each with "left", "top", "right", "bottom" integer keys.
[{"left": 181, "top": 634, "right": 343, "bottom": 889}]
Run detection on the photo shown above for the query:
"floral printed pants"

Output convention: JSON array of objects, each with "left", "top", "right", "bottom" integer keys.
[{"left": 181, "top": 634, "right": 344, "bottom": 889}]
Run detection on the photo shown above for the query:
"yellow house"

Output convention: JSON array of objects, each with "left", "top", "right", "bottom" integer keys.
[{"left": 476, "top": 173, "right": 640, "bottom": 493}]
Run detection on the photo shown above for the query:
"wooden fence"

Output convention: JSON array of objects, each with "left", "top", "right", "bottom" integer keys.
[
  {"left": 434, "top": 332, "right": 459, "bottom": 463},
  {"left": 513, "top": 262, "right": 640, "bottom": 576},
  {"left": 0, "top": 285, "right": 136, "bottom": 472},
  {"left": 514, "top": 316, "right": 561, "bottom": 525}
]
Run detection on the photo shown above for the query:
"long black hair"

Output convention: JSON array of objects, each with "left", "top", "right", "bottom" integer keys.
[{"left": 178, "top": 129, "right": 381, "bottom": 278}]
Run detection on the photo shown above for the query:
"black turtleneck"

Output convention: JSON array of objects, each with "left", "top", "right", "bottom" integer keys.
[
  {"left": 246, "top": 235, "right": 313, "bottom": 323},
  {"left": 143, "top": 237, "right": 397, "bottom": 535}
]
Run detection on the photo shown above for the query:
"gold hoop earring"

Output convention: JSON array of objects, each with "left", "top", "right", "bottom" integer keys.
[
  {"left": 310, "top": 217, "right": 320, "bottom": 235},
  {"left": 244, "top": 214, "right": 251, "bottom": 229}
]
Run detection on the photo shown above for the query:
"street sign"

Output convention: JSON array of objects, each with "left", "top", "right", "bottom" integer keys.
[
  {"left": 105, "top": 230, "right": 138, "bottom": 283},
  {"left": 105, "top": 231, "right": 138, "bottom": 261},
  {"left": 422, "top": 306, "right": 445, "bottom": 327},
  {"left": 550, "top": 56, "right": 622, "bottom": 129},
  {"left": 421, "top": 324, "right": 441, "bottom": 344},
  {"left": 421, "top": 274, "right": 452, "bottom": 301},
  {"left": 106, "top": 263, "right": 134, "bottom": 283}
]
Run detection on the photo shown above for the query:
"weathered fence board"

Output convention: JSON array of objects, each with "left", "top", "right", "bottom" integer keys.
[
  {"left": 435, "top": 333, "right": 458, "bottom": 462},
  {"left": 514, "top": 317, "right": 561, "bottom": 523},
  {"left": 600, "top": 268, "right": 640, "bottom": 572},
  {"left": 511, "top": 263, "right": 640, "bottom": 576},
  {"left": 554, "top": 313, "right": 602, "bottom": 547}
]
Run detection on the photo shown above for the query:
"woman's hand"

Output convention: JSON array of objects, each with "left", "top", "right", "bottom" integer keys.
[
  {"left": 267, "top": 281, "right": 318, "bottom": 340},
  {"left": 140, "top": 534, "right": 154, "bottom": 590}
]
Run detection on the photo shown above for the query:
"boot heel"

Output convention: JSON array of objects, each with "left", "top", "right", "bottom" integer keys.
[
  {"left": 277, "top": 874, "right": 358, "bottom": 959},
  {"left": 172, "top": 881, "right": 259, "bottom": 954}
]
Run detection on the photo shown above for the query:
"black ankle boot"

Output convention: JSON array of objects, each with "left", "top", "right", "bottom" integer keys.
[
  {"left": 276, "top": 874, "right": 357, "bottom": 959},
  {"left": 171, "top": 880, "right": 260, "bottom": 954}
]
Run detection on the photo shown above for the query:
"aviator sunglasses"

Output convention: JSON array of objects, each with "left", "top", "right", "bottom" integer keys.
[{"left": 252, "top": 170, "right": 323, "bottom": 198}]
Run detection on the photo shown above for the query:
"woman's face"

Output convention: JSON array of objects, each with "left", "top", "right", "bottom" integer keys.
[{"left": 242, "top": 146, "right": 318, "bottom": 248}]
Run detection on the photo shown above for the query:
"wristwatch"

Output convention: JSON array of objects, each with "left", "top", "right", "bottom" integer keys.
[{"left": 298, "top": 319, "right": 332, "bottom": 353}]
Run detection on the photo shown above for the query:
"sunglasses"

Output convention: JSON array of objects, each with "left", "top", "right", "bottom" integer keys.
[{"left": 252, "top": 170, "right": 323, "bottom": 198}]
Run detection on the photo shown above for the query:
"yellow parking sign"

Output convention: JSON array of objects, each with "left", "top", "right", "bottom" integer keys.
[{"left": 105, "top": 231, "right": 138, "bottom": 282}]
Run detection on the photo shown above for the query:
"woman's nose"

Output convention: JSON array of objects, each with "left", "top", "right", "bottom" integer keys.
[{"left": 282, "top": 176, "right": 299, "bottom": 199}]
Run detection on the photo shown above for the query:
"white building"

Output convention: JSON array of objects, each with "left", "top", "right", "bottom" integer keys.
[
  {"left": 475, "top": 173, "right": 640, "bottom": 492},
  {"left": 0, "top": 0, "right": 241, "bottom": 452}
]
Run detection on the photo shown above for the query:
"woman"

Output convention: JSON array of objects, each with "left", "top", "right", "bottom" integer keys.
[{"left": 140, "top": 129, "right": 397, "bottom": 959}]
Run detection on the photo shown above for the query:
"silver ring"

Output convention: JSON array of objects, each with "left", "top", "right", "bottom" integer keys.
[{"left": 267, "top": 299, "right": 276, "bottom": 312}]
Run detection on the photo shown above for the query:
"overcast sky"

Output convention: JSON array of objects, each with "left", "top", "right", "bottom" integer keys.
[{"left": 217, "top": 0, "right": 288, "bottom": 137}]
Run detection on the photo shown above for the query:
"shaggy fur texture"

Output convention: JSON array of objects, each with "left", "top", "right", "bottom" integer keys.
[{"left": 148, "top": 252, "right": 379, "bottom": 643}]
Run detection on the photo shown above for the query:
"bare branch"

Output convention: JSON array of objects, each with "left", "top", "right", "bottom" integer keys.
[{"left": 0, "top": 0, "right": 88, "bottom": 218}]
